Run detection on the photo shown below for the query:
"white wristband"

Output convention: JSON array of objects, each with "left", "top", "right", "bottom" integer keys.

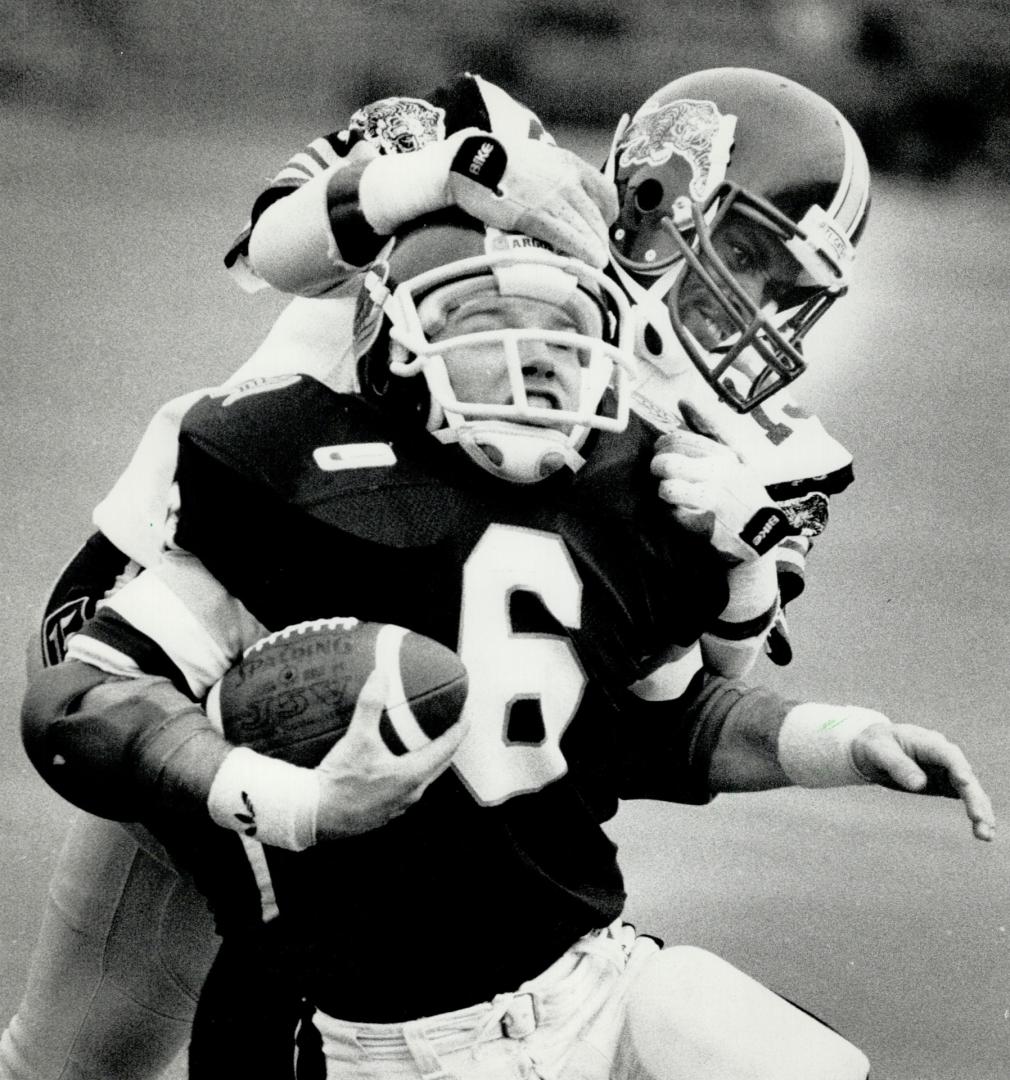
[
  {"left": 207, "top": 747, "right": 320, "bottom": 851},
  {"left": 777, "top": 703, "right": 892, "bottom": 788}
]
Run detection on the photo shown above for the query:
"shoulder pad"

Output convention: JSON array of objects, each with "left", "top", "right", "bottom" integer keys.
[
  {"left": 180, "top": 379, "right": 467, "bottom": 547},
  {"left": 181, "top": 376, "right": 387, "bottom": 475},
  {"left": 573, "top": 413, "right": 657, "bottom": 519}
]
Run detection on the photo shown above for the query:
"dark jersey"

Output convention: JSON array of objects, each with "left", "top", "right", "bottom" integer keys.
[{"left": 80, "top": 374, "right": 731, "bottom": 1020}]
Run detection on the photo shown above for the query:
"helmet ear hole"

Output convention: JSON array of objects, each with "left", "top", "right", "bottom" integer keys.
[
  {"left": 642, "top": 322, "right": 664, "bottom": 357},
  {"left": 635, "top": 179, "right": 664, "bottom": 212}
]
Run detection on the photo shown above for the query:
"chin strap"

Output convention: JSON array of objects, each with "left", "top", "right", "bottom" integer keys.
[
  {"left": 608, "top": 257, "right": 689, "bottom": 378},
  {"left": 433, "top": 421, "right": 586, "bottom": 483}
]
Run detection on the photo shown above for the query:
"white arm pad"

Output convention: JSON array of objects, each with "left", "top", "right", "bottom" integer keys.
[
  {"left": 719, "top": 557, "right": 779, "bottom": 624},
  {"left": 357, "top": 129, "right": 482, "bottom": 235},
  {"left": 701, "top": 558, "right": 779, "bottom": 678},
  {"left": 777, "top": 703, "right": 892, "bottom": 787},
  {"left": 246, "top": 169, "right": 340, "bottom": 295}
]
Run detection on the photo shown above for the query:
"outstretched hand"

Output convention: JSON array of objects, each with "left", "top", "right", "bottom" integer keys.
[
  {"left": 851, "top": 722, "right": 996, "bottom": 842},
  {"left": 313, "top": 664, "right": 469, "bottom": 839}
]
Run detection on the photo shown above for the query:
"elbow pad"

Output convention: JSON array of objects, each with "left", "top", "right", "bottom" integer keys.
[
  {"left": 21, "top": 662, "right": 228, "bottom": 822},
  {"left": 22, "top": 660, "right": 118, "bottom": 813}
]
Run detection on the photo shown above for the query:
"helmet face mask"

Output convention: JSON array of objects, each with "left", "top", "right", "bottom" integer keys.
[
  {"left": 657, "top": 190, "right": 845, "bottom": 411},
  {"left": 608, "top": 68, "right": 870, "bottom": 412},
  {"left": 356, "top": 216, "right": 636, "bottom": 483}
]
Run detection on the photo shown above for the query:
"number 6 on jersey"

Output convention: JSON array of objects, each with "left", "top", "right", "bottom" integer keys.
[{"left": 452, "top": 524, "right": 587, "bottom": 804}]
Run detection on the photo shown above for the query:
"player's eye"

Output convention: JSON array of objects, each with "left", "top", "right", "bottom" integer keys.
[{"left": 725, "top": 242, "right": 758, "bottom": 275}]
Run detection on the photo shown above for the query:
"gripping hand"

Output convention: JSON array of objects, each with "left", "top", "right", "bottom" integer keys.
[
  {"left": 447, "top": 133, "right": 617, "bottom": 267},
  {"left": 358, "top": 127, "right": 616, "bottom": 265},
  {"left": 651, "top": 428, "right": 792, "bottom": 565},
  {"left": 314, "top": 665, "right": 469, "bottom": 839}
]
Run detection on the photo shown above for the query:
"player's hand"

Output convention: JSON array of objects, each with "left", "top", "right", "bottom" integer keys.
[
  {"left": 313, "top": 665, "right": 469, "bottom": 839},
  {"left": 448, "top": 133, "right": 617, "bottom": 267},
  {"left": 851, "top": 722, "right": 996, "bottom": 842},
  {"left": 651, "top": 426, "right": 791, "bottom": 565}
]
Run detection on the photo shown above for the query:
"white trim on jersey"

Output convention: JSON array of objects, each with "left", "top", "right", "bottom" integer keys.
[
  {"left": 64, "top": 634, "right": 151, "bottom": 680},
  {"left": 99, "top": 552, "right": 266, "bottom": 698},
  {"left": 238, "top": 834, "right": 281, "bottom": 922},
  {"left": 204, "top": 698, "right": 284, "bottom": 921}
]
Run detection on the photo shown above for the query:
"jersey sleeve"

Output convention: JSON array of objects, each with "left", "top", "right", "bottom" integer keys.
[
  {"left": 91, "top": 386, "right": 210, "bottom": 567},
  {"left": 223, "top": 130, "right": 379, "bottom": 295},
  {"left": 223, "top": 71, "right": 554, "bottom": 295},
  {"left": 700, "top": 561, "right": 780, "bottom": 678},
  {"left": 21, "top": 660, "right": 231, "bottom": 824},
  {"left": 617, "top": 670, "right": 792, "bottom": 803},
  {"left": 66, "top": 547, "right": 267, "bottom": 700}
]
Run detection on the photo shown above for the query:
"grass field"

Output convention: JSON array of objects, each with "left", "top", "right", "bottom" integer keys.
[{"left": 2, "top": 106, "right": 1008, "bottom": 1078}]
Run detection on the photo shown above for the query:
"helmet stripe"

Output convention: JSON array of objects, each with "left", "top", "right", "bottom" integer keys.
[{"left": 829, "top": 106, "right": 871, "bottom": 240}]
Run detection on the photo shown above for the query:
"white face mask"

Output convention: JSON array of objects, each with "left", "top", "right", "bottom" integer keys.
[{"left": 382, "top": 243, "right": 637, "bottom": 483}]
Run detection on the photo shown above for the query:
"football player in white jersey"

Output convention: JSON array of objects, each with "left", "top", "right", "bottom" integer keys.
[{"left": 4, "top": 68, "right": 870, "bottom": 1080}]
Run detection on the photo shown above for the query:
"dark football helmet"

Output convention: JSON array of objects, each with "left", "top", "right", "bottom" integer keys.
[
  {"left": 607, "top": 67, "right": 871, "bottom": 412},
  {"left": 355, "top": 210, "right": 636, "bottom": 483}
]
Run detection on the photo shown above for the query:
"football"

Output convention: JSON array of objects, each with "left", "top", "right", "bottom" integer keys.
[{"left": 205, "top": 617, "right": 468, "bottom": 766}]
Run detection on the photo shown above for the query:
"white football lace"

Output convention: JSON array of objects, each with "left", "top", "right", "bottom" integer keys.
[{"left": 244, "top": 616, "right": 361, "bottom": 656}]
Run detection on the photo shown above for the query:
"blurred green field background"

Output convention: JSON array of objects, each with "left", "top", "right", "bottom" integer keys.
[{"left": 3, "top": 4, "right": 1010, "bottom": 1075}]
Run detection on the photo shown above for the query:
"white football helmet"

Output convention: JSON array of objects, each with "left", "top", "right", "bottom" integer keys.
[
  {"left": 355, "top": 211, "right": 636, "bottom": 483},
  {"left": 607, "top": 67, "right": 871, "bottom": 412}
]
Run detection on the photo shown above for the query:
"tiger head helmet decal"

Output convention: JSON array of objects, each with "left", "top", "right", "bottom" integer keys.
[
  {"left": 349, "top": 97, "right": 447, "bottom": 155},
  {"left": 617, "top": 98, "right": 736, "bottom": 204}
]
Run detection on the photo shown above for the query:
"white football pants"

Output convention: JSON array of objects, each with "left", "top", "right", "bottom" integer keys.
[
  {"left": 313, "top": 923, "right": 656, "bottom": 1080},
  {"left": 311, "top": 923, "right": 870, "bottom": 1080},
  {"left": 0, "top": 812, "right": 219, "bottom": 1080}
]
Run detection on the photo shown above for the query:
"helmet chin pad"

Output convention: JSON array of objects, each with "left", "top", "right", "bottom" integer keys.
[{"left": 433, "top": 421, "right": 587, "bottom": 483}]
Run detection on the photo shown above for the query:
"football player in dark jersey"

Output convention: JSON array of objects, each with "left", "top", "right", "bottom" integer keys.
[
  {"left": 21, "top": 212, "right": 993, "bottom": 1080},
  {"left": 0, "top": 68, "right": 750, "bottom": 1080},
  {"left": 2, "top": 73, "right": 628, "bottom": 1080},
  {"left": 4, "top": 69, "right": 876, "bottom": 1080}
]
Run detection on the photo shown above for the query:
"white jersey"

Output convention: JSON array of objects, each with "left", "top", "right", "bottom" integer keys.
[{"left": 93, "top": 295, "right": 357, "bottom": 567}]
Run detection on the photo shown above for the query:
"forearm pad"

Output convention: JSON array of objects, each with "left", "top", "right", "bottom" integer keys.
[
  {"left": 702, "top": 558, "right": 779, "bottom": 678},
  {"left": 22, "top": 661, "right": 229, "bottom": 823}
]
